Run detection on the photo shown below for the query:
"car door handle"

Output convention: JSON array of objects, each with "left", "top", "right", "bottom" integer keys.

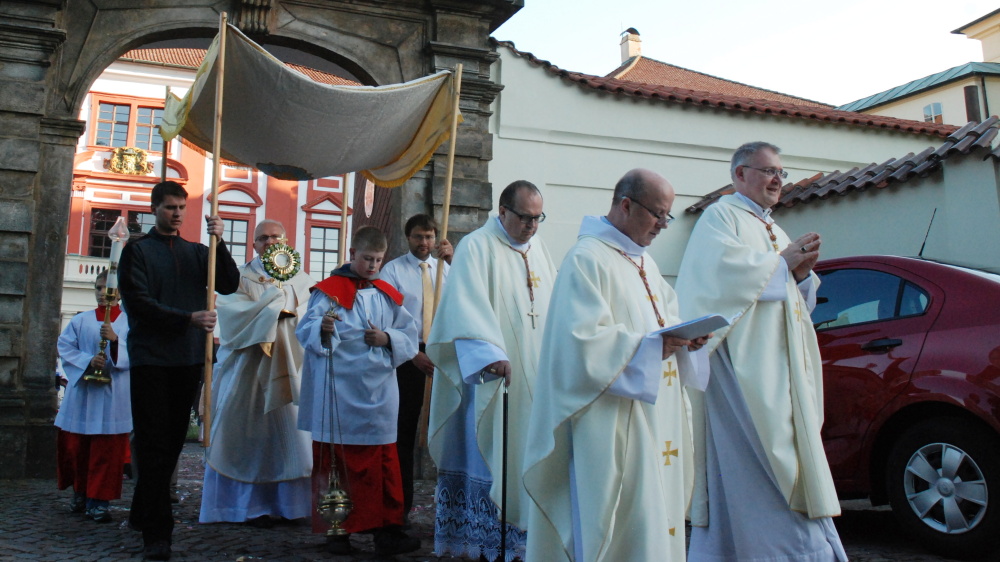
[{"left": 861, "top": 338, "right": 903, "bottom": 351}]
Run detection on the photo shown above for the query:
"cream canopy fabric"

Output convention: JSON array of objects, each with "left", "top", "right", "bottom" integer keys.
[{"left": 160, "top": 24, "right": 460, "bottom": 187}]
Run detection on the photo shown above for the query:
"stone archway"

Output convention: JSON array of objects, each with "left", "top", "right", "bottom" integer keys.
[{"left": 0, "top": 0, "right": 518, "bottom": 478}]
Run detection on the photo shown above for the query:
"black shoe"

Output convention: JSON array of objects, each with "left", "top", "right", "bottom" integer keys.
[
  {"left": 143, "top": 540, "right": 171, "bottom": 561},
  {"left": 374, "top": 527, "right": 421, "bottom": 555},
  {"left": 325, "top": 534, "right": 354, "bottom": 555},
  {"left": 86, "top": 505, "right": 112, "bottom": 523},
  {"left": 69, "top": 493, "right": 86, "bottom": 514}
]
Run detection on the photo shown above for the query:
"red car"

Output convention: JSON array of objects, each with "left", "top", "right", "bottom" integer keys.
[{"left": 812, "top": 255, "right": 1000, "bottom": 560}]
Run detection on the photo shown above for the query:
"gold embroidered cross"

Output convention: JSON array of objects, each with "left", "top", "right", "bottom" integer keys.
[
  {"left": 662, "top": 441, "right": 678, "bottom": 466},
  {"left": 529, "top": 272, "right": 541, "bottom": 288},
  {"left": 794, "top": 301, "right": 802, "bottom": 322},
  {"left": 662, "top": 362, "right": 678, "bottom": 386},
  {"left": 669, "top": 527, "right": 676, "bottom": 536},
  {"left": 646, "top": 294, "right": 659, "bottom": 303}
]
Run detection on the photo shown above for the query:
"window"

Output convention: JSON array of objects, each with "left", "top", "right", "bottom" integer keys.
[
  {"left": 221, "top": 218, "right": 249, "bottom": 264},
  {"left": 91, "top": 96, "right": 164, "bottom": 152},
  {"left": 89, "top": 209, "right": 122, "bottom": 257},
  {"left": 310, "top": 226, "right": 340, "bottom": 278},
  {"left": 923, "top": 102, "right": 943, "bottom": 124},
  {"left": 127, "top": 211, "right": 157, "bottom": 239},
  {"left": 89, "top": 209, "right": 158, "bottom": 256},
  {"left": 813, "top": 269, "right": 929, "bottom": 330}
]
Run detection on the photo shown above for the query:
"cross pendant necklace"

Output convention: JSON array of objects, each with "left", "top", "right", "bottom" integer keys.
[
  {"left": 508, "top": 245, "right": 540, "bottom": 329},
  {"left": 746, "top": 211, "right": 780, "bottom": 251},
  {"left": 616, "top": 250, "right": 665, "bottom": 328}
]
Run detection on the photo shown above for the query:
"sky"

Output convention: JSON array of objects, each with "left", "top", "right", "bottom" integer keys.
[{"left": 492, "top": 0, "right": 998, "bottom": 107}]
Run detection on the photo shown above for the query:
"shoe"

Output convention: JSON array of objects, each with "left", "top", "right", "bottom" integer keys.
[
  {"left": 69, "top": 493, "right": 86, "bottom": 514},
  {"left": 143, "top": 540, "right": 171, "bottom": 561},
  {"left": 324, "top": 534, "right": 354, "bottom": 555},
  {"left": 374, "top": 526, "right": 421, "bottom": 555},
  {"left": 86, "top": 505, "right": 112, "bottom": 523}
]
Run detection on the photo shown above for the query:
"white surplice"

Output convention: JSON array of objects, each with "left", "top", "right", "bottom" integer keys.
[
  {"left": 296, "top": 282, "right": 418, "bottom": 445},
  {"left": 675, "top": 193, "right": 845, "bottom": 561},
  {"left": 200, "top": 259, "right": 315, "bottom": 523},
  {"left": 55, "top": 308, "right": 132, "bottom": 435},
  {"left": 426, "top": 217, "right": 556, "bottom": 561},
  {"left": 523, "top": 216, "right": 695, "bottom": 562}
]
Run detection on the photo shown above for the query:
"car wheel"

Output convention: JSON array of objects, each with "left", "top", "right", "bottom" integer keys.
[{"left": 885, "top": 418, "right": 1000, "bottom": 560}]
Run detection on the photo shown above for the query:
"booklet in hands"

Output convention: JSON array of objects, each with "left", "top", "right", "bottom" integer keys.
[{"left": 650, "top": 314, "right": 729, "bottom": 340}]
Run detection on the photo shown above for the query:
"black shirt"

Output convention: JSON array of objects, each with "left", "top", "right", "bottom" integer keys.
[{"left": 118, "top": 228, "right": 240, "bottom": 367}]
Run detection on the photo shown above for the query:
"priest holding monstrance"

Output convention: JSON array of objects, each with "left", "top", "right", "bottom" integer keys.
[
  {"left": 426, "top": 180, "right": 557, "bottom": 560},
  {"left": 199, "top": 219, "right": 315, "bottom": 527}
]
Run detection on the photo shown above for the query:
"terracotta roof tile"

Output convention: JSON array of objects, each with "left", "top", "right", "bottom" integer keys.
[
  {"left": 607, "top": 56, "right": 831, "bottom": 108},
  {"left": 118, "top": 48, "right": 359, "bottom": 86},
  {"left": 496, "top": 41, "right": 958, "bottom": 140},
  {"left": 685, "top": 116, "right": 1000, "bottom": 213}
]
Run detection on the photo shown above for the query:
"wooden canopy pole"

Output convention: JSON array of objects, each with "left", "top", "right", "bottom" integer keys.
[
  {"left": 202, "top": 12, "right": 228, "bottom": 448},
  {"left": 417, "top": 63, "right": 462, "bottom": 450},
  {"left": 161, "top": 86, "right": 170, "bottom": 183},
  {"left": 338, "top": 174, "right": 351, "bottom": 267}
]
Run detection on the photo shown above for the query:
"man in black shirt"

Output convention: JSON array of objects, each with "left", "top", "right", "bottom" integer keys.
[{"left": 118, "top": 181, "right": 240, "bottom": 561}]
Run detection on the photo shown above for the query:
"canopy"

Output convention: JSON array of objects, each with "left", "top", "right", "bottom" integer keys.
[{"left": 160, "top": 24, "right": 461, "bottom": 187}]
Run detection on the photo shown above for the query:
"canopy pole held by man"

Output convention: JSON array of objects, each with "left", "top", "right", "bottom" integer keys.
[
  {"left": 416, "top": 63, "right": 463, "bottom": 451},
  {"left": 202, "top": 11, "right": 227, "bottom": 448}
]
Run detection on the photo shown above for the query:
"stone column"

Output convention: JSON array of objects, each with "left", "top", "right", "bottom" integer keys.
[{"left": 0, "top": 0, "right": 80, "bottom": 478}]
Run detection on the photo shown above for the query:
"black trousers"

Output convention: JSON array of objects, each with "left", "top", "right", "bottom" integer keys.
[
  {"left": 395, "top": 356, "right": 427, "bottom": 515},
  {"left": 128, "top": 364, "right": 201, "bottom": 544}
]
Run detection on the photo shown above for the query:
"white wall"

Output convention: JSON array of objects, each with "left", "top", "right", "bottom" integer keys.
[
  {"left": 863, "top": 76, "right": 1000, "bottom": 127},
  {"left": 489, "top": 49, "right": 954, "bottom": 279}
]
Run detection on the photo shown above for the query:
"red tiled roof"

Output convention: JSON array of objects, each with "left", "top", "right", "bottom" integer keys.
[
  {"left": 118, "top": 48, "right": 359, "bottom": 86},
  {"left": 607, "top": 56, "right": 831, "bottom": 108},
  {"left": 686, "top": 116, "right": 1000, "bottom": 213},
  {"left": 496, "top": 40, "right": 958, "bottom": 140}
]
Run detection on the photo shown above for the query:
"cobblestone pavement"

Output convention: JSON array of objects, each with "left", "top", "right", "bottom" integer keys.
[{"left": 0, "top": 442, "right": 971, "bottom": 561}]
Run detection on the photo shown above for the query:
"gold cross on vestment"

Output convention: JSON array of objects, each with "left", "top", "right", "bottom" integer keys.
[
  {"left": 662, "top": 362, "right": 678, "bottom": 386},
  {"left": 794, "top": 301, "right": 802, "bottom": 322},
  {"left": 529, "top": 272, "right": 541, "bottom": 288},
  {"left": 662, "top": 440, "right": 678, "bottom": 466},
  {"left": 669, "top": 528, "right": 676, "bottom": 537},
  {"left": 646, "top": 294, "right": 659, "bottom": 303}
]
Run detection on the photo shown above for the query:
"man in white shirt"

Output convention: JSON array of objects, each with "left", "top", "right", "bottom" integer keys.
[{"left": 379, "top": 214, "right": 453, "bottom": 521}]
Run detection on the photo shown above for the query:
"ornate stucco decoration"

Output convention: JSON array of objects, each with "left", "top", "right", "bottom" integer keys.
[
  {"left": 105, "top": 147, "right": 154, "bottom": 175},
  {"left": 234, "top": 0, "right": 276, "bottom": 35}
]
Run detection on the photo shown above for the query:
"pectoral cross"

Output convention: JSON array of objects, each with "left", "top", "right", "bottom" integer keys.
[
  {"left": 661, "top": 440, "right": 678, "bottom": 466},
  {"left": 527, "top": 305, "right": 540, "bottom": 329},
  {"left": 662, "top": 362, "right": 678, "bottom": 386}
]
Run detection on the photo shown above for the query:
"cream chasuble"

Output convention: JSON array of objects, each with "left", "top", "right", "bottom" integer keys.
[
  {"left": 675, "top": 194, "right": 839, "bottom": 523},
  {"left": 427, "top": 217, "right": 557, "bottom": 537},
  {"left": 524, "top": 217, "right": 694, "bottom": 562},
  {"left": 205, "top": 262, "right": 315, "bottom": 483}
]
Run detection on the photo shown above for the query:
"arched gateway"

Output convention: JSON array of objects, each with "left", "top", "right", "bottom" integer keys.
[{"left": 0, "top": 0, "right": 519, "bottom": 478}]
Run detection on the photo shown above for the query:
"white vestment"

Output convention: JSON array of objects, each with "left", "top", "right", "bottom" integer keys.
[
  {"left": 296, "top": 277, "right": 418, "bottom": 445},
  {"left": 675, "top": 194, "right": 846, "bottom": 561},
  {"left": 200, "top": 259, "right": 315, "bottom": 523},
  {"left": 427, "top": 217, "right": 556, "bottom": 561},
  {"left": 55, "top": 308, "right": 132, "bottom": 436},
  {"left": 524, "top": 216, "right": 695, "bottom": 562}
]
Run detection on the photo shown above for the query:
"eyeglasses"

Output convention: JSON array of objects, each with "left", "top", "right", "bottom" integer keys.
[
  {"left": 628, "top": 198, "right": 675, "bottom": 226},
  {"left": 255, "top": 234, "right": 283, "bottom": 243},
  {"left": 503, "top": 207, "right": 546, "bottom": 224},
  {"left": 742, "top": 166, "right": 788, "bottom": 179}
]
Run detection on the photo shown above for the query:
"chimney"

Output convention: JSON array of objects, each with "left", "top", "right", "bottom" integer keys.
[{"left": 620, "top": 27, "right": 641, "bottom": 62}]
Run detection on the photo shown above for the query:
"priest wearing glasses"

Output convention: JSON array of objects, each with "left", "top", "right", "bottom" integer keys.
[
  {"left": 524, "top": 168, "right": 710, "bottom": 561},
  {"left": 676, "top": 141, "right": 846, "bottom": 561},
  {"left": 426, "top": 180, "right": 557, "bottom": 561}
]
